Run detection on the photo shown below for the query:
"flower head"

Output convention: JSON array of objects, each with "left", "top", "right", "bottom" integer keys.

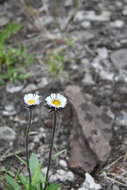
[
  {"left": 24, "top": 93, "right": 41, "bottom": 106},
  {"left": 45, "top": 93, "right": 67, "bottom": 109}
]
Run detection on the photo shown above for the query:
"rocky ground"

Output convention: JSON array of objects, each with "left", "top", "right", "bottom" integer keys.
[{"left": 1, "top": 0, "right": 127, "bottom": 189}]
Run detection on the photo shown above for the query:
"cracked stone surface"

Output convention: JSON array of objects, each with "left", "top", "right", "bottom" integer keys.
[{"left": 65, "top": 85, "right": 112, "bottom": 172}]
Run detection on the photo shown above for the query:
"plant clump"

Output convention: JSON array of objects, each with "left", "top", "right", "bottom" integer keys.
[{"left": 0, "top": 22, "right": 34, "bottom": 85}]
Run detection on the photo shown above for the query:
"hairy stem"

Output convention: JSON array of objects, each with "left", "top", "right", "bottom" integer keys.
[
  {"left": 44, "top": 111, "right": 57, "bottom": 190},
  {"left": 25, "top": 108, "right": 32, "bottom": 187}
]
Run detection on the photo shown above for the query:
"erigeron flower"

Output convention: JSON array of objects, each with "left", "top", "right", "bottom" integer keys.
[
  {"left": 45, "top": 93, "right": 67, "bottom": 109},
  {"left": 24, "top": 93, "right": 41, "bottom": 106}
]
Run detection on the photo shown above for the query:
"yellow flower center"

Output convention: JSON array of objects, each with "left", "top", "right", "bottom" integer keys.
[
  {"left": 27, "top": 99, "right": 36, "bottom": 105},
  {"left": 52, "top": 99, "right": 61, "bottom": 106}
]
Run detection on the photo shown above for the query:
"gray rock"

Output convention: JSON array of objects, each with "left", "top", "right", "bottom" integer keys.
[
  {"left": 23, "top": 84, "right": 38, "bottom": 93},
  {"left": 0, "top": 16, "right": 9, "bottom": 26},
  {"left": 74, "top": 10, "right": 111, "bottom": 22},
  {"left": 97, "top": 48, "right": 108, "bottom": 59},
  {"left": 116, "top": 111, "right": 127, "bottom": 126},
  {"left": 40, "top": 15, "right": 53, "bottom": 26},
  {"left": 33, "top": 136, "right": 40, "bottom": 143},
  {"left": 122, "top": 6, "right": 127, "bottom": 15},
  {"left": 70, "top": 64, "right": 78, "bottom": 71},
  {"left": 91, "top": 47, "right": 115, "bottom": 82},
  {"left": 13, "top": 114, "right": 27, "bottom": 124},
  {"left": 50, "top": 169, "right": 74, "bottom": 182},
  {"left": 82, "top": 72, "right": 94, "bottom": 86},
  {"left": 91, "top": 49, "right": 114, "bottom": 82},
  {"left": 99, "top": 70, "right": 114, "bottom": 81},
  {"left": 64, "top": 0, "right": 73, "bottom": 7},
  {"left": 81, "top": 21, "right": 91, "bottom": 29},
  {"left": 59, "top": 160, "right": 67, "bottom": 168},
  {"left": 111, "top": 49, "right": 127, "bottom": 70},
  {"left": 110, "top": 20, "right": 124, "bottom": 28},
  {"left": 81, "top": 58, "right": 89, "bottom": 66},
  {"left": 65, "top": 86, "right": 112, "bottom": 173},
  {"left": 78, "top": 173, "right": 101, "bottom": 190},
  {"left": 29, "top": 142, "right": 35, "bottom": 150},
  {"left": 3, "top": 104, "right": 17, "bottom": 116},
  {"left": 115, "top": 70, "right": 127, "bottom": 82},
  {"left": 115, "top": 1, "right": 123, "bottom": 8},
  {"left": 35, "top": 15, "right": 53, "bottom": 28},
  {"left": 6, "top": 83, "right": 24, "bottom": 93},
  {"left": 72, "top": 31, "right": 95, "bottom": 41},
  {"left": 74, "top": 11, "right": 84, "bottom": 22},
  {"left": 112, "top": 185, "right": 119, "bottom": 190},
  {"left": 38, "top": 77, "right": 50, "bottom": 88},
  {"left": 0, "top": 126, "right": 16, "bottom": 141}
]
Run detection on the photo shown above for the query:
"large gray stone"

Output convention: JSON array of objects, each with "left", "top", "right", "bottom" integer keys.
[
  {"left": 65, "top": 85, "right": 112, "bottom": 172},
  {"left": 111, "top": 49, "right": 127, "bottom": 70}
]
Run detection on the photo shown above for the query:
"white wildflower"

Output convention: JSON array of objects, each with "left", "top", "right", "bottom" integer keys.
[
  {"left": 45, "top": 93, "right": 67, "bottom": 109},
  {"left": 24, "top": 93, "right": 41, "bottom": 106}
]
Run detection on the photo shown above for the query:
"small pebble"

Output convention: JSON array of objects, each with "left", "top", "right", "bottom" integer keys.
[
  {"left": 6, "top": 83, "right": 23, "bottom": 93},
  {"left": 0, "top": 16, "right": 9, "bottom": 26},
  {"left": 29, "top": 142, "right": 35, "bottom": 150},
  {"left": 81, "top": 21, "right": 91, "bottom": 29},
  {"left": 3, "top": 104, "right": 17, "bottom": 116},
  {"left": 110, "top": 20, "right": 124, "bottom": 28},
  {"left": 0, "top": 126, "right": 16, "bottom": 141},
  {"left": 33, "top": 136, "right": 40, "bottom": 143},
  {"left": 122, "top": 6, "right": 127, "bottom": 15},
  {"left": 38, "top": 77, "right": 49, "bottom": 88},
  {"left": 50, "top": 169, "right": 74, "bottom": 182},
  {"left": 23, "top": 84, "right": 38, "bottom": 93},
  {"left": 113, "top": 184, "right": 119, "bottom": 190},
  {"left": 64, "top": 0, "right": 73, "bottom": 7},
  {"left": 59, "top": 159, "right": 67, "bottom": 168}
]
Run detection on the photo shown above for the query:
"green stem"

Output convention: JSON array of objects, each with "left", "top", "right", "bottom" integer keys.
[
  {"left": 26, "top": 108, "right": 32, "bottom": 187},
  {"left": 44, "top": 111, "right": 57, "bottom": 190}
]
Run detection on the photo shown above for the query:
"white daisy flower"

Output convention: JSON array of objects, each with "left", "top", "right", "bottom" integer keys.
[
  {"left": 45, "top": 93, "right": 67, "bottom": 109},
  {"left": 24, "top": 93, "right": 41, "bottom": 106}
]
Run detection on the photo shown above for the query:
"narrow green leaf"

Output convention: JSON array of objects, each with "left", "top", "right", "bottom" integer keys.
[
  {"left": 5, "top": 174, "right": 21, "bottom": 190},
  {"left": 0, "top": 23, "right": 22, "bottom": 43},
  {"left": 6, "top": 170, "right": 16, "bottom": 177},
  {"left": 15, "top": 154, "right": 26, "bottom": 165},
  {"left": 52, "top": 149, "right": 66, "bottom": 160},
  {"left": 31, "top": 167, "right": 42, "bottom": 185},
  {"left": 29, "top": 153, "right": 40, "bottom": 176},
  {"left": 47, "top": 184, "right": 61, "bottom": 190},
  {"left": 18, "top": 173, "right": 29, "bottom": 189}
]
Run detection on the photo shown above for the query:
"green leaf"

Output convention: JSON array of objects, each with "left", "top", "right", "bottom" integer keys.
[
  {"left": 0, "top": 23, "right": 22, "bottom": 43},
  {"left": 29, "top": 154, "right": 44, "bottom": 185},
  {"left": 18, "top": 73, "right": 32, "bottom": 80},
  {"left": 5, "top": 174, "right": 21, "bottom": 190},
  {"left": 15, "top": 154, "right": 26, "bottom": 165},
  {"left": 6, "top": 170, "right": 16, "bottom": 177},
  {"left": 0, "top": 79, "right": 5, "bottom": 85},
  {"left": 52, "top": 149, "right": 66, "bottom": 160},
  {"left": 0, "top": 22, "right": 35, "bottom": 85},
  {"left": 18, "top": 173, "right": 29, "bottom": 189},
  {"left": 31, "top": 167, "right": 43, "bottom": 185},
  {"left": 46, "top": 184, "right": 61, "bottom": 190},
  {"left": 29, "top": 153, "right": 40, "bottom": 176}
]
